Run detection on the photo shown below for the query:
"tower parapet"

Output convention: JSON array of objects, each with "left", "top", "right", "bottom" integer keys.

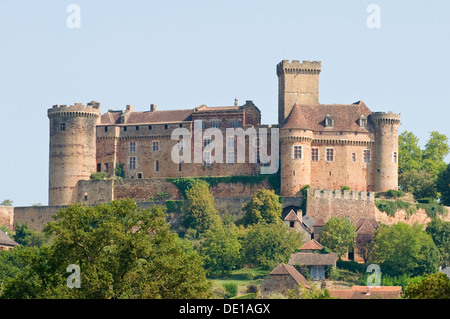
[
  {"left": 277, "top": 60, "right": 322, "bottom": 126},
  {"left": 370, "top": 111, "right": 401, "bottom": 192},
  {"left": 48, "top": 102, "right": 101, "bottom": 206}
]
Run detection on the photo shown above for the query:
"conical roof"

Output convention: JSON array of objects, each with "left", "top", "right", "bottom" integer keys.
[{"left": 283, "top": 103, "right": 313, "bottom": 130}]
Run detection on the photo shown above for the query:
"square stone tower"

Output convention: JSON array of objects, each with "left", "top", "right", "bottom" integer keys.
[{"left": 277, "top": 60, "right": 321, "bottom": 126}]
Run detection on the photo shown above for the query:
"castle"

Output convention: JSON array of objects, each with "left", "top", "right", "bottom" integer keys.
[{"left": 47, "top": 59, "right": 400, "bottom": 206}]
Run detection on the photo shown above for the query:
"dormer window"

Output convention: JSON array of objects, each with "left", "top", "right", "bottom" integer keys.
[
  {"left": 325, "top": 114, "right": 334, "bottom": 127},
  {"left": 359, "top": 115, "right": 367, "bottom": 127}
]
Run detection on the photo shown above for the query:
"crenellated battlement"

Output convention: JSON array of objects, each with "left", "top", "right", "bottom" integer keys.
[
  {"left": 48, "top": 101, "right": 101, "bottom": 118},
  {"left": 370, "top": 111, "right": 401, "bottom": 124},
  {"left": 277, "top": 60, "right": 322, "bottom": 76},
  {"left": 308, "top": 188, "right": 375, "bottom": 202}
]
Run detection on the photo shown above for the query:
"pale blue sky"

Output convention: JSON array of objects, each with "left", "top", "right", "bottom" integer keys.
[{"left": 0, "top": 1, "right": 449, "bottom": 206}]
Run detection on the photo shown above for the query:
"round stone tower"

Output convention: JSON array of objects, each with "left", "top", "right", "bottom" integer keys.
[
  {"left": 48, "top": 101, "right": 101, "bottom": 206},
  {"left": 280, "top": 103, "right": 313, "bottom": 197},
  {"left": 371, "top": 111, "right": 401, "bottom": 192}
]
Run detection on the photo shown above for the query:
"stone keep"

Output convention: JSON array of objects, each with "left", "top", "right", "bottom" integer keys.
[{"left": 48, "top": 102, "right": 101, "bottom": 206}]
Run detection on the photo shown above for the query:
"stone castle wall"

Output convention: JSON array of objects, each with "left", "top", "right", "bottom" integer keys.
[
  {"left": 306, "top": 188, "right": 376, "bottom": 226},
  {"left": 77, "top": 177, "right": 275, "bottom": 204},
  {"left": 0, "top": 206, "right": 14, "bottom": 230}
]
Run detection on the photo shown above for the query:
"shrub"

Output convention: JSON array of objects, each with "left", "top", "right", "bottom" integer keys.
[
  {"left": 341, "top": 186, "right": 351, "bottom": 191},
  {"left": 385, "top": 189, "right": 405, "bottom": 199},
  {"left": 90, "top": 172, "right": 109, "bottom": 180},
  {"left": 336, "top": 259, "right": 367, "bottom": 274},
  {"left": 223, "top": 283, "right": 238, "bottom": 298},
  {"left": 246, "top": 284, "right": 259, "bottom": 294}
]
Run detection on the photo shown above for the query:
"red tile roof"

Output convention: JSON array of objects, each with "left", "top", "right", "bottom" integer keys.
[
  {"left": 0, "top": 230, "right": 19, "bottom": 247},
  {"left": 284, "top": 210, "right": 301, "bottom": 222},
  {"left": 270, "top": 263, "right": 311, "bottom": 288},
  {"left": 329, "top": 286, "right": 402, "bottom": 299},
  {"left": 300, "top": 239, "right": 324, "bottom": 251},
  {"left": 282, "top": 101, "right": 373, "bottom": 132}
]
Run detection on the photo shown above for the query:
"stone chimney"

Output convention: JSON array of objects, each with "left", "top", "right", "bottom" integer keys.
[{"left": 150, "top": 104, "right": 157, "bottom": 112}]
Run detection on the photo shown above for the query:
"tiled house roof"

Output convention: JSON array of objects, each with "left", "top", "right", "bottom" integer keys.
[
  {"left": 0, "top": 230, "right": 19, "bottom": 247},
  {"left": 284, "top": 210, "right": 301, "bottom": 222},
  {"left": 282, "top": 101, "right": 374, "bottom": 132},
  {"left": 329, "top": 286, "right": 402, "bottom": 299},
  {"left": 289, "top": 252, "right": 338, "bottom": 266},
  {"left": 269, "top": 263, "right": 311, "bottom": 288},
  {"left": 300, "top": 239, "right": 324, "bottom": 251}
]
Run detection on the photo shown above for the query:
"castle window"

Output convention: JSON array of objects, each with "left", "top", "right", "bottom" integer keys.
[
  {"left": 129, "top": 157, "right": 136, "bottom": 170},
  {"left": 179, "top": 123, "right": 183, "bottom": 128},
  {"left": 123, "top": 126, "right": 127, "bottom": 132},
  {"left": 152, "top": 141, "right": 159, "bottom": 151},
  {"left": 155, "top": 160, "right": 159, "bottom": 172},
  {"left": 226, "top": 151, "right": 235, "bottom": 165},
  {"left": 352, "top": 153, "right": 356, "bottom": 163},
  {"left": 326, "top": 148, "right": 334, "bottom": 162},
  {"left": 136, "top": 126, "right": 140, "bottom": 131},
  {"left": 359, "top": 115, "right": 367, "bottom": 127},
  {"left": 60, "top": 123, "right": 66, "bottom": 131},
  {"left": 293, "top": 145, "right": 302, "bottom": 159},
  {"left": 164, "top": 124, "right": 168, "bottom": 130},
  {"left": 137, "top": 173, "right": 143, "bottom": 179},
  {"left": 104, "top": 163, "right": 109, "bottom": 173},
  {"left": 203, "top": 137, "right": 211, "bottom": 148},
  {"left": 325, "top": 114, "right": 334, "bottom": 127},
  {"left": 393, "top": 152, "right": 398, "bottom": 163},
  {"left": 105, "top": 126, "right": 108, "bottom": 133},
  {"left": 289, "top": 221, "right": 295, "bottom": 228},
  {"left": 364, "top": 150, "right": 371, "bottom": 163},
  {"left": 148, "top": 125, "right": 152, "bottom": 130},
  {"left": 203, "top": 151, "right": 211, "bottom": 166},
  {"left": 312, "top": 148, "right": 319, "bottom": 161},
  {"left": 97, "top": 163, "right": 101, "bottom": 173},
  {"left": 227, "top": 136, "right": 235, "bottom": 149},
  {"left": 210, "top": 119, "right": 221, "bottom": 129},
  {"left": 130, "top": 142, "right": 136, "bottom": 152},
  {"left": 230, "top": 119, "right": 240, "bottom": 128},
  {"left": 178, "top": 161, "right": 182, "bottom": 172}
]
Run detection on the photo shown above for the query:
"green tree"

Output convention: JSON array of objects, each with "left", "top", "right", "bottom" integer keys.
[
  {"left": 239, "top": 189, "right": 282, "bottom": 226},
  {"left": 182, "top": 179, "right": 221, "bottom": 234},
  {"left": 241, "top": 222, "right": 303, "bottom": 269},
  {"left": 1, "top": 200, "right": 212, "bottom": 299},
  {"left": 422, "top": 131, "right": 450, "bottom": 179},
  {"left": 200, "top": 224, "right": 242, "bottom": 275},
  {"left": 319, "top": 217, "right": 356, "bottom": 257},
  {"left": 398, "top": 131, "right": 423, "bottom": 174},
  {"left": 369, "top": 222, "right": 440, "bottom": 277},
  {"left": 426, "top": 218, "right": 450, "bottom": 268},
  {"left": 287, "top": 283, "right": 333, "bottom": 299},
  {"left": 437, "top": 163, "right": 450, "bottom": 206},
  {"left": 399, "top": 169, "right": 438, "bottom": 200},
  {"left": 404, "top": 272, "right": 450, "bottom": 299},
  {"left": 13, "top": 224, "right": 51, "bottom": 248},
  {"left": 0, "top": 199, "right": 13, "bottom": 207}
]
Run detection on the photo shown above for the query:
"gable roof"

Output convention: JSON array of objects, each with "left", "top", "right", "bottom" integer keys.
[
  {"left": 269, "top": 263, "right": 310, "bottom": 288},
  {"left": 289, "top": 252, "right": 338, "bottom": 266},
  {"left": 282, "top": 101, "right": 374, "bottom": 132},
  {"left": 355, "top": 218, "right": 379, "bottom": 230},
  {"left": 0, "top": 230, "right": 19, "bottom": 247},
  {"left": 314, "top": 218, "right": 325, "bottom": 227},
  {"left": 356, "top": 220, "right": 377, "bottom": 235},
  {"left": 300, "top": 239, "right": 324, "bottom": 251},
  {"left": 284, "top": 210, "right": 301, "bottom": 222}
]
